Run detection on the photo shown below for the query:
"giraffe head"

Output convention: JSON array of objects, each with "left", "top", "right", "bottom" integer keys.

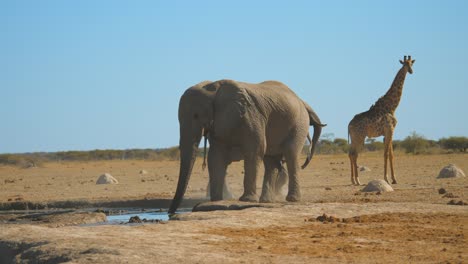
[{"left": 399, "top": 55, "right": 415, "bottom": 74}]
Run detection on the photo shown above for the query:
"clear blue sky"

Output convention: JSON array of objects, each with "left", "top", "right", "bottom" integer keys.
[{"left": 1, "top": 1, "right": 467, "bottom": 153}]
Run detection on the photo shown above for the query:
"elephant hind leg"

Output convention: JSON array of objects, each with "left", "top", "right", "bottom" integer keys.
[
  {"left": 275, "top": 162, "right": 288, "bottom": 196},
  {"left": 283, "top": 142, "right": 303, "bottom": 202},
  {"left": 260, "top": 155, "right": 282, "bottom": 203}
]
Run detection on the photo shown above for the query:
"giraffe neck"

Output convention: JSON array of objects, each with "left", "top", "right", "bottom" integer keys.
[{"left": 372, "top": 66, "right": 408, "bottom": 114}]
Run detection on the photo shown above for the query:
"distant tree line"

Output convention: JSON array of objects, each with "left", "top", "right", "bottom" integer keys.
[
  {"left": 0, "top": 147, "right": 181, "bottom": 168},
  {"left": 313, "top": 133, "right": 468, "bottom": 155},
  {"left": 1, "top": 133, "right": 466, "bottom": 167}
]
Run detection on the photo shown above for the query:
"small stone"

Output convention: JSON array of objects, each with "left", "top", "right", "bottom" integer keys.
[
  {"left": 438, "top": 188, "right": 447, "bottom": 194},
  {"left": 448, "top": 200, "right": 467, "bottom": 206},
  {"left": 359, "top": 166, "right": 371, "bottom": 172},
  {"left": 316, "top": 213, "right": 341, "bottom": 223},
  {"left": 128, "top": 216, "right": 142, "bottom": 223},
  {"left": 442, "top": 193, "right": 459, "bottom": 198}
]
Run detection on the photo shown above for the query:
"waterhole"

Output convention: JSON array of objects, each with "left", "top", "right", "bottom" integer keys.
[{"left": 105, "top": 208, "right": 190, "bottom": 223}]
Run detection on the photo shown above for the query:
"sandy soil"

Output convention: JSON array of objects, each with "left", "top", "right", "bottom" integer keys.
[{"left": 0, "top": 153, "right": 467, "bottom": 263}]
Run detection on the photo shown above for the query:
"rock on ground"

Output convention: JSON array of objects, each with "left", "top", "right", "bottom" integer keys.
[
  {"left": 359, "top": 166, "right": 371, "bottom": 172},
  {"left": 192, "top": 200, "right": 279, "bottom": 212},
  {"left": 362, "top": 179, "right": 394, "bottom": 192},
  {"left": 96, "top": 173, "right": 118, "bottom": 184},
  {"left": 437, "top": 164, "right": 465, "bottom": 178}
]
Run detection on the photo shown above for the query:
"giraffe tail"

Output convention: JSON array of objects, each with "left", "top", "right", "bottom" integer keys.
[
  {"left": 348, "top": 129, "right": 350, "bottom": 145},
  {"left": 347, "top": 121, "right": 352, "bottom": 145}
]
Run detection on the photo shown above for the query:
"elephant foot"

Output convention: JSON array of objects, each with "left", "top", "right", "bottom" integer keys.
[
  {"left": 286, "top": 191, "right": 301, "bottom": 202},
  {"left": 392, "top": 180, "right": 397, "bottom": 184},
  {"left": 259, "top": 193, "right": 275, "bottom": 203},
  {"left": 239, "top": 193, "right": 258, "bottom": 203}
]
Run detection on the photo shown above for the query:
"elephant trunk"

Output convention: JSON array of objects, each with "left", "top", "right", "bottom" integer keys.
[{"left": 168, "top": 136, "right": 201, "bottom": 215}]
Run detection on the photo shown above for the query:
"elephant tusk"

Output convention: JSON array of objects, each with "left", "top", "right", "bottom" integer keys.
[{"left": 202, "top": 130, "right": 208, "bottom": 171}]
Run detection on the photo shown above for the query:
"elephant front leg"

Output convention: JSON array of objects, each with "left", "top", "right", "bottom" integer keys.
[
  {"left": 260, "top": 155, "right": 282, "bottom": 203},
  {"left": 208, "top": 145, "right": 228, "bottom": 201}
]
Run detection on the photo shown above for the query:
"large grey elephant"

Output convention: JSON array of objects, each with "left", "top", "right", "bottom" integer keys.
[{"left": 169, "top": 80, "right": 324, "bottom": 214}]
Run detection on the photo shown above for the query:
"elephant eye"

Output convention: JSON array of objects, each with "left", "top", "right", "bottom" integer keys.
[{"left": 193, "top": 113, "right": 199, "bottom": 120}]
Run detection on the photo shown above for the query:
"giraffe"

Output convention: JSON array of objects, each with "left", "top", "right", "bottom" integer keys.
[{"left": 348, "top": 55, "right": 415, "bottom": 185}]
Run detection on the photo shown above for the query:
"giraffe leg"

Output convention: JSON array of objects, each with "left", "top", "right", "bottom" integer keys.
[
  {"left": 353, "top": 152, "right": 361, "bottom": 185},
  {"left": 389, "top": 139, "right": 397, "bottom": 184},
  {"left": 349, "top": 139, "right": 362, "bottom": 186},
  {"left": 383, "top": 137, "right": 390, "bottom": 184},
  {"left": 349, "top": 151, "right": 356, "bottom": 185}
]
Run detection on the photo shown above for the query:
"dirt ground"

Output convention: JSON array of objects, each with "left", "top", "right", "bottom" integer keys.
[{"left": 0, "top": 152, "right": 467, "bottom": 263}]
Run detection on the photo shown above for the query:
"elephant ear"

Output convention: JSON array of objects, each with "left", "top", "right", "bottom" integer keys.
[{"left": 210, "top": 80, "right": 254, "bottom": 138}]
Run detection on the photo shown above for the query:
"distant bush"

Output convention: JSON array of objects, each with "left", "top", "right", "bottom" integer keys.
[
  {"left": 0, "top": 154, "right": 44, "bottom": 168},
  {"left": 0, "top": 147, "right": 184, "bottom": 166},
  {"left": 159, "top": 146, "right": 180, "bottom": 160},
  {"left": 334, "top": 138, "right": 349, "bottom": 153},
  {"left": 1, "top": 133, "right": 466, "bottom": 166},
  {"left": 439, "top": 136, "right": 468, "bottom": 152},
  {"left": 365, "top": 138, "right": 384, "bottom": 152},
  {"left": 391, "top": 140, "right": 401, "bottom": 151},
  {"left": 400, "top": 132, "right": 430, "bottom": 154},
  {"left": 316, "top": 139, "right": 343, "bottom": 154}
]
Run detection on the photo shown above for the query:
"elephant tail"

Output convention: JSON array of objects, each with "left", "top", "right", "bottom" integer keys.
[
  {"left": 301, "top": 113, "right": 326, "bottom": 170},
  {"left": 301, "top": 133, "right": 313, "bottom": 169}
]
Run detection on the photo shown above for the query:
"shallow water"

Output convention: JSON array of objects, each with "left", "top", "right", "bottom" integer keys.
[
  {"left": 105, "top": 208, "right": 190, "bottom": 223},
  {"left": 107, "top": 210, "right": 170, "bottom": 223},
  {"left": 0, "top": 208, "right": 189, "bottom": 225}
]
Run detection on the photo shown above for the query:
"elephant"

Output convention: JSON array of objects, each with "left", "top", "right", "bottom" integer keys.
[{"left": 168, "top": 79, "right": 325, "bottom": 214}]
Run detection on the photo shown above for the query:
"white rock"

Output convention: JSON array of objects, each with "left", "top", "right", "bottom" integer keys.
[
  {"left": 96, "top": 173, "right": 119, "bottom": 184},
  {"left": 359, "top": 166, "right": 371, "bottom": 172},
  {"left": 362, "top": 179, "right": 394, "bottom": 192},
  {"left": 437, "top": 164, "right": 465, "bottom": 179}
]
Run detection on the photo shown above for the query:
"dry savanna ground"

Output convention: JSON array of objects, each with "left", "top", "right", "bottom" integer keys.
[{"left": 0, "top": 152, "right": 467, "bottom": 263}]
